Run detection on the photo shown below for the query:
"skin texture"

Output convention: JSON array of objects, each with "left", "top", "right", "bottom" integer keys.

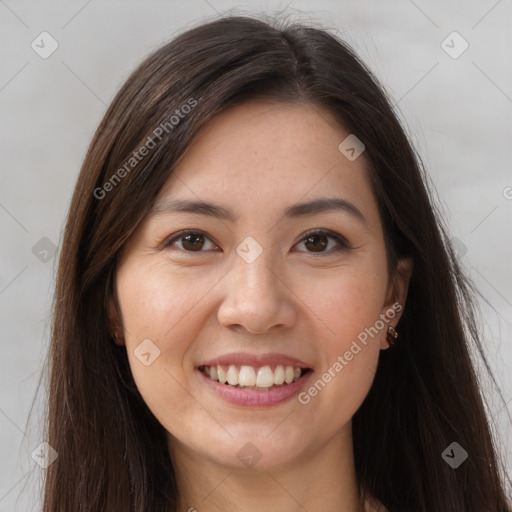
[{"left": 110, "top": 100, "right": 412, "bottom": 512}]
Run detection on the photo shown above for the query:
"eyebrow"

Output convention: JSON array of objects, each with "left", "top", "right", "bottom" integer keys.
[{"left": 151, "top": 197, "right": 366, "bottom": 224}]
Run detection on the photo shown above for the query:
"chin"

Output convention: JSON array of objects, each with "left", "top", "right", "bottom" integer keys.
[{"left": 198, "top": 428, "right": 308, "bottom": 471}]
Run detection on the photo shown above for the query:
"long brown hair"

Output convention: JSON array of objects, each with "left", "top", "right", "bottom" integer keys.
[{"left": 42, "top": 14, "right": 511, "bottom": 511}]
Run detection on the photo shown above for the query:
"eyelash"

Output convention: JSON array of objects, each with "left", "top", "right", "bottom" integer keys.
[{"left": 162, "top": 229, "right": 352, "bottom": 256}]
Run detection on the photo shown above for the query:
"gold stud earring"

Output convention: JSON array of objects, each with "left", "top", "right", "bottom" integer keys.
[{"left": 387, "top": 326, "right": 399, "bottom": 345}]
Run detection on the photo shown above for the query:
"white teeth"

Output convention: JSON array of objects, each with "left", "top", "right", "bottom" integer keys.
[
  {"left": 238, "top": 365, "right": 256, "bottom": 387},
  {"left": 227, "top": 365, "right": 239, "bottom": 386},
  {"left": 201, "top": 363, "right": 307, "bottom": 389},
  {"left": 217, "top": 365, "right": 227, "bottom": 383},
  {"left": 284, "top": 366, "right": 294, "bottom": 384},
  {"left": 273, "top": 365, "right": 285, "bottom": 385},
  {"left": 256, "top": 366, "right": 274, "bottom": 388}
]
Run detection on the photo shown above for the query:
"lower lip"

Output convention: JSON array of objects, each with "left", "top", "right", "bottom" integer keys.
[{"left": 198, "top": 369, "right": 312, "bottom": 407}]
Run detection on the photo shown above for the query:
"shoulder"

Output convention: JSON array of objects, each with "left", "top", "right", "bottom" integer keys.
[{"left": 365, "top": 496, "right": 388, "bottom": 512}]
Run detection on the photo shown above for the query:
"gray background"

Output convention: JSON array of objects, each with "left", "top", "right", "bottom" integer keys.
[{"left": 1, "top": 0, "right": 511, "bottom": 509}]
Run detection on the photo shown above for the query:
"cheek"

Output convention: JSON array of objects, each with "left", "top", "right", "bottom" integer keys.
[
  {"left": 115, "top": 262, "right": 214, "bottom": 409},
  {"left": 293, "top": 259, "right": 387, "bottom": 420},
  {"left": 305, "top": 345, "right": 380, "bottom": 439},
  {"left": 296, "top": 279, "right": 383, "bottom": 433},
  {"left": 117, "top": 259, "right": 223, "bottom": 342},
  {"left": 298, "top": 260, "right": 388, "bottom": 349}
]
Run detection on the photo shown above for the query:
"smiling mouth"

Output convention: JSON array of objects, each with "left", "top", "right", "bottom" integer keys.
[{"left": 198, "top": 364, "right": 312, "bottom": 391}]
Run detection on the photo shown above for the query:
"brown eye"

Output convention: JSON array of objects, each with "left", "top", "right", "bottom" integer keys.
[
  {"left": 295, "top": 229, "right": 351, "bottom": 255},
  {"left": 163, "top": 230, "right": 218, "bottom": 252},
  {"left": 304, "top": 233, "right": 329, "bottom": 252},
  {"left": 181, "top": 233, "right": 205, "bottom": 251}
]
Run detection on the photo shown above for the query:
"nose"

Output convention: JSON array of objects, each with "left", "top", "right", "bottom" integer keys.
[{"left": 217, "top": 248, "right": 296, "bottom": 335}]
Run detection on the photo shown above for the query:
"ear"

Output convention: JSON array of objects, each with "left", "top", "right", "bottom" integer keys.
[
  {"left": 107, "top": 289, "right": 125, "bottom": 346},
  {"left": 380, "top": 256, "right": 413, "bottom": 350}
]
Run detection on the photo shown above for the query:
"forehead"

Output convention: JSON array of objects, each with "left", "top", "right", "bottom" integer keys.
[{"left": 155, "top": 100, "right": 379, "bottom": 226}]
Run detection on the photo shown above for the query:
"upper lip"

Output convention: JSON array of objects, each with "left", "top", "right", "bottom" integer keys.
[{"left": 199, "top": 352, "right": 312, "bottom": 369}]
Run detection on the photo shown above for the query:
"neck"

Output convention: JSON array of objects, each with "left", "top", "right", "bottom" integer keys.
[{"left": 167, "top": 422, "right": 366, "bottom": 512}]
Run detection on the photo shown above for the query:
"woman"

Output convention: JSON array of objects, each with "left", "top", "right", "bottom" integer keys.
[{"left": 43, "top": 14, "right": 511, "bottom": 512}]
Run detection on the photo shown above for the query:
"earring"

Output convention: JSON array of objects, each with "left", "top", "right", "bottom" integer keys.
[{"left": 387, "top": 325, "right": 399, "bottom": 345}]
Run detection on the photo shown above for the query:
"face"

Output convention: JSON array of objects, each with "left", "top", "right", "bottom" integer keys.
[{"left": 111, "top": 100, "right": 410, "bottom": 471}]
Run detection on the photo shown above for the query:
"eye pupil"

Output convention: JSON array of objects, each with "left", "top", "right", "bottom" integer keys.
[
  {"left": 182, "top": 233, "right": 204, "bottom": 251},
  {"left": 305, "top": 234, "right": 328, "bottom": 252}
]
